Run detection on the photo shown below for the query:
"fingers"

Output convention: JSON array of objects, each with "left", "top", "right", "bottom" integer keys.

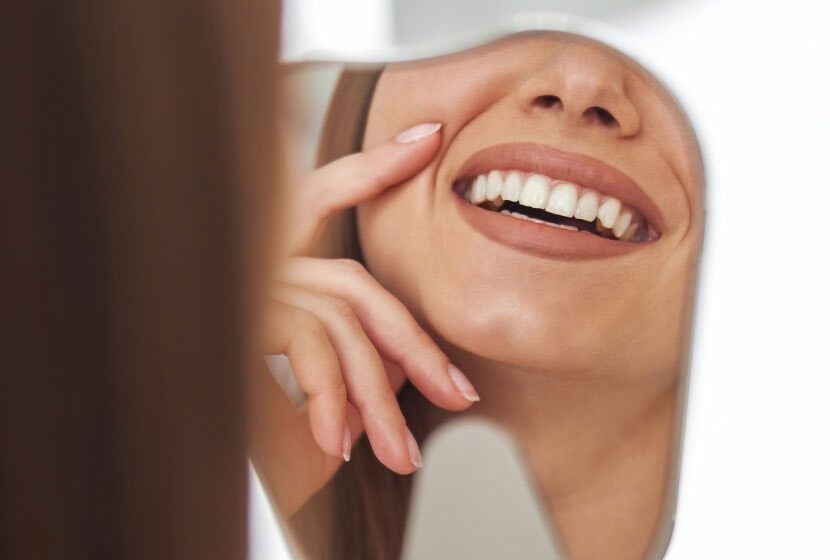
[
  {"left": 280, "top": 258, "right": 480, "bottom": 410},
  {"left": 276, "top": 285, "right": 423, "bottom": 474},
  {"left": 248, "top": 360, "right": 333, "bottom": 516},
  {"left": 287, "top": 122, "right": 442, "bottom": 255},
  {"left": 262, "top": 300, "right": 348, "bottom": 461},
  {"left": 249, "top": 353, "right": 364, "bottom": 515}
]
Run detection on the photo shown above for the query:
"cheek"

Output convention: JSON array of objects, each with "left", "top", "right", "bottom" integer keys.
[
  {"left": 356, "top": 176, "right": 432, "bottom": 306},
  {"left": 418, "top": 259, "right": 696, "bottom": 374},
  {"left": 358, "top": 51, "right": 701, "bottom": 376},
  {"left": 359, "top": 178, "right": 700, "bottom": 375},
  {"left": 363, "top": 55, "right": 534, "bottom": 148}
]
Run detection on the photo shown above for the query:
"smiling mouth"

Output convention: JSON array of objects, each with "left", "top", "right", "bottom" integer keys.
[
  {"left": 449, "top": 143, "right": 665, "bottom": 259},
  {"left": 454, "top": 170, "right": 658, "bottom": 243}
]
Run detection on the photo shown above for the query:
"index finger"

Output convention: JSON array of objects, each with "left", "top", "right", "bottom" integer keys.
[{"left": 287, "top": 122, "right": 442, "bottom": 255}]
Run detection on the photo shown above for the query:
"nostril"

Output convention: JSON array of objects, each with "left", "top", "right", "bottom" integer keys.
[
  {"left": 532, "top": 95, "right": 561, "bottom": 109},
  {"left": 584, "top": 106, "right": 619, "bottom": 128}
]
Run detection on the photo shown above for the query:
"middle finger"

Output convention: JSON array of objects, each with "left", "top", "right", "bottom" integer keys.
[{"left": 275, "top": 284, "right": 422, "bottom": 474}]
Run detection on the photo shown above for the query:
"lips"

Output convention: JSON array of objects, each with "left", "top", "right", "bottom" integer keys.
[{"left": 449, "top": 143, "right": 664, "bottom": 259}]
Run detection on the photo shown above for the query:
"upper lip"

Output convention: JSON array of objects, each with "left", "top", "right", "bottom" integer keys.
[{"left": 451, "top": 142, "right": 665, "bottom": 234}]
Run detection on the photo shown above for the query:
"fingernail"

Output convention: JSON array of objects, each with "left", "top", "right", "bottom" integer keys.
[
  {"left": 342, "top": 424, "right": 352, "bottom": 462},
  {"left": 404, "top": 427, "right": 423, "bottom": 469},
  {"left": 448, "top": 364, "right": 480, "bottom": 402},
  {"left": 394, "top": 122, "right": 442, "bottom": 143}
]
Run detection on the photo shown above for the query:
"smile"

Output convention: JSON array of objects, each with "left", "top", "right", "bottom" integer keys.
[
  {"left": 450, "top": 143, "right": 664, "bottom": 259},
  {"left": 457, "top": 170, "right": 656, "bottom": 241}
]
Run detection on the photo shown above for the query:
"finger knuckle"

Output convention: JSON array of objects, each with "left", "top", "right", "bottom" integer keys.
[
  {"left": 330, "top": 381, "right": 348, "bottom": 402},
  {"left": 308, "top": 376, "right": 347, "bottom": 401},
  {"left": 293, "top": 308, "right": 326, "bottom": 339},
  {"left": 334, "top": 258, "right": 367, "bottom": 278},
  {"left": 353, "top": 384, "right": 399, "bottom": 416},
  {"left": 326, "top": 297, "right": 356, "bottom": 324},
  {"left": 413, "top": 328, "right": 439, "bottom": 352},
  {"left": 263, "top": 298, "right": 286, "bottom": 325}
]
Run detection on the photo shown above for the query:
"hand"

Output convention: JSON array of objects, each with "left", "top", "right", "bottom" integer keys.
[{"left": 249, "top": 122, "right": 480, "bottom": 516}]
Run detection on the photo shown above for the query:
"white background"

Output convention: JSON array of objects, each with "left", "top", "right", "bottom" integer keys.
[{"left": 252, "top": 0, "right": 830, "bottom": 558}]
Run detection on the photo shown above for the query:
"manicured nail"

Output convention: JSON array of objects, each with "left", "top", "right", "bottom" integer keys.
[
  {"left": 395, "top": 122, "right": 442, "bottom": 143},
  {"left": 342, "top": 423, "right": 352, "bottom": 462},
  {"left": 448, "top": 364, "right": 480, "bottom": 402},
  {"left": 404, "top": 427, "right": 423, "bottom": 469}
]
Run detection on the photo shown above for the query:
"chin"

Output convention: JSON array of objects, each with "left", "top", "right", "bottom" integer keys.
[{"left": 374, "top": 264, "right": 634, "bottom": 373}]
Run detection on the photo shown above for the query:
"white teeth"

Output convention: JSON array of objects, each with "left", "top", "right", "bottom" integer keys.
[
  {"left": 464, "top": 170, "right": 649, "bottom": 243},
  {"left": 574, "top": 191, "right": 599, "bottom": 222},
  {"left": 518, "top": 174, "right": 550, "bottom": 208},
  {"left": 486, "top": 170, "right": 503, "bottom": 201},
  {"left": 500, "top": 209, "right": 577, "bottom": 231},
  {"left": 501, "top": 209, "right": 528, "bottom": 220},
  {"left": 545, "top": 181, "right": 578, "bottom": 217},
  {"left": 501, "top": 171, "right": 522, "bottom": 202},
  {"left": 597, "top": 197, "right": 621, "bottom": 228},
  {"left": 612, "top": 211, "right": 632, "bottom": 238},
  {"left": 550, "top": 222, "right": 578, "bottom": 231},
  {"left": 621, "top": 222, "right": 639, "bottom": 241},
  {"left": 471, "top": 175, "right": 488, "bottom": 204}
]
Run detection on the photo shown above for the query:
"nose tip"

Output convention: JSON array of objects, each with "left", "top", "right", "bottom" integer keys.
[{"left": 520, "top": 45, "right": 641, "bottom": 137}]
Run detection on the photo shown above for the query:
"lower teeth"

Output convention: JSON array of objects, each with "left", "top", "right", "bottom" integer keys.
[{"left": 499, "top": 210, "right": 582, "bottom": 232}]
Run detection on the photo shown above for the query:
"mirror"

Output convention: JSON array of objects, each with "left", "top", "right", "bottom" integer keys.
[{"left": 259, "top": 29, "right": 704, "bottom": 560}]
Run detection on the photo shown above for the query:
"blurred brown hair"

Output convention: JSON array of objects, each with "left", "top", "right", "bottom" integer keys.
[{"left": 1, "top": 2, "right": 278, "bottom": 559}]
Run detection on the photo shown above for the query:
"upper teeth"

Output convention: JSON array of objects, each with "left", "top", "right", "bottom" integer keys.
[
  {"left": 518, "top": 174, "right": 550, "bottom": 208},
  {"left": 574, "top": 190, "right": 598, "bottom": 221},
  {"left": 546, "top": 182, "right": 578, "bottom": 217},
  {"left": 463, "top": 170, "right": 645, "bottom": 242}
]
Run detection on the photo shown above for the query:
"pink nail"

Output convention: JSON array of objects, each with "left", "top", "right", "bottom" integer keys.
[
  {"left": 394, "top": 122, "right": 442, "bottom": 143},
  {"left": 404, "top": 427, "right": 422, "bottom": 469},
  {"left": 448, "top": 364, "right": 480, "bottom": 402},
  {"left": 342, "top": 424, "right": 352, "bottom": 462}
]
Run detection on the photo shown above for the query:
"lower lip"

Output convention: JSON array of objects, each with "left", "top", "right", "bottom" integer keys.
[{"left": 452, "top": 193, "right": 649, "bottom": 260}]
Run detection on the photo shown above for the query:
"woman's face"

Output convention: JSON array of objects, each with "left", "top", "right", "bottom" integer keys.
[{"left": 357, "top": 33, "right": 703, "bottom": 378}]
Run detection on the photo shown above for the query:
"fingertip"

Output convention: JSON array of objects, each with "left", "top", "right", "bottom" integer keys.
[
  {"left": 308, "top": 396, "right": 349, "bottom": 459},
  {"left": 404, "top": 426, "right": 423, "bottom": 469},
  {"left": 406, "top": 359, "right": 480, "bottom": 412},
  {"left": 394, "top": 122, "right": 442, "bottom": 143},
  {"left": 308, "top": 121, "right": 443, "bottom": 215},
  {"left": 312, "top": 426, "right": 344, "bottom": 460},
  {"left": 362, "top": 422, "right": 422, "bottom": 475},
  {"left": 384, "top": 458, "right": 420, "bottom": 476},
  {"left": 341, "top": 423, "right": 351, "bottom": 462},
  {"left": 385, "top": 427, "right": 423, "bottom": 474},
  {"left": 433, "top": 362, "right": 481, "bottom": 411},
  {"left": 447, "top": 364, "right": 480, "bottom": 403},
  {"left": 380, "top": 121, "right": 442, "bottom": 170}
]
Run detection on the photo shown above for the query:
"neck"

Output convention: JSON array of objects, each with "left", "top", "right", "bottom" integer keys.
[{"left": 426, "top": 349, "right": 681, "bottom": 560}]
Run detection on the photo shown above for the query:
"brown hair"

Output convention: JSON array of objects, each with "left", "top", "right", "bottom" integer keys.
[
  {"left": 0, "top": 1, "right": 278, "bottom": 558},
  {"left": 286, "top": 68, "right": 434, "bottom": 560}
]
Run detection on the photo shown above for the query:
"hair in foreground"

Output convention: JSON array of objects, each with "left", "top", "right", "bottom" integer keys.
[{"left": 0, "top": 1, "right": 278, "bottom": 558}]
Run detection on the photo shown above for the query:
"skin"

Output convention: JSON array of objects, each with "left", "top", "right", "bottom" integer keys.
[
  {"left": 358, "top": 34, "right": 704, "bottom": 559},
  {"left": 252, "top": 125, "right": 478, "bottom": 516},
  {"left": 358, "top": 33, "right": 703, "bottom": 380},
  {"left": 252, "top": 33, "right": 703, "bottom": 560}
]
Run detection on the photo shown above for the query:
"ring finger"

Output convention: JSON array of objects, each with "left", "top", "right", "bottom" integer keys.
[{"left": 275, "top": 285, "right": 422, "bottom": 474}]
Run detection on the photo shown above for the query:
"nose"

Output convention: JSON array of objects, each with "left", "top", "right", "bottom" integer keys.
[{"left": 517, "top": 44, "right": 641, "bottom": 137}]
